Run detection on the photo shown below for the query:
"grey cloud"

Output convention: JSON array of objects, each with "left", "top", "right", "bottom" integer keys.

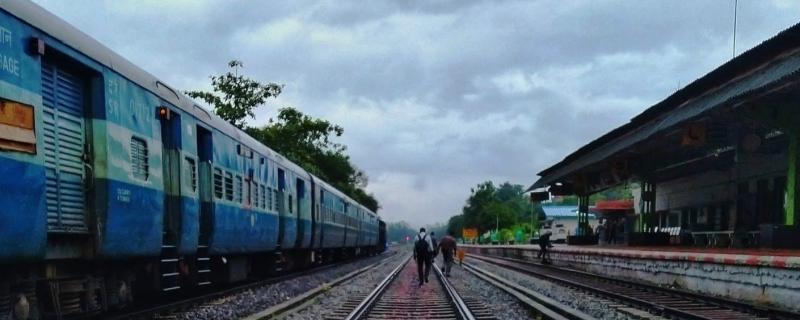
[{"left": 31, "top": 0, "right": 800, "bottom": 225}]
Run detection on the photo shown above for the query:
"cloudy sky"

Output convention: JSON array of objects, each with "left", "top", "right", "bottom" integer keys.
[{"left": 32, "top": 0, "right": 800, "bottom": 226}]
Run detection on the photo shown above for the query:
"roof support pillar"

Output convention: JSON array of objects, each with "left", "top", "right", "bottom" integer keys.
[
  {"left": 786, "top": 133, "right": 797, "bottom": 226},
  {"left": 639, "top": 181, "right": 656, "bottom": 232},
  {"left": 740, "top": 103, "right": 800, "bottom": 226},
  {"left": 577, "top": 194, "right": 590, "bottom": 236}
]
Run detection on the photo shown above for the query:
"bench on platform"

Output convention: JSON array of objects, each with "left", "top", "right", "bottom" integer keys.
[{"left": 691, "top": 231, "right": 734, "bottom": 247}]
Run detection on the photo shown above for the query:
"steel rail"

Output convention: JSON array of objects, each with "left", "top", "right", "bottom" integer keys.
[
  {"left": 462, "top": 261, "right": 591, "bottom": 320},
  {"left": 106, "top": 251, "right": 394, "bottom": 320},
  {"left": 345, "top": 255, "right": 478, "bottom": 320},
  {"left": 470, "top": 253, "right": 799, "bottom": 320},
  {"left": 344, "top": 255, "right": 411, "bottom": 320},
  {"left": 433, "top": 263, "right": 476, "bottom": 320}
]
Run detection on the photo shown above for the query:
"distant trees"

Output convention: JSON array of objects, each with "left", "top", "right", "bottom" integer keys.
[
  {"left": 188, "top": 60, "right": 379, "bottom": 211},
  {"left": 386, "top": 221, "right": 416, "bottom": 243},
  {"left": 387, "top": 221, "right": 447, "bottom": 243},
  {"left": 447, "top": 181, "right": 545, "bottom": 242}
]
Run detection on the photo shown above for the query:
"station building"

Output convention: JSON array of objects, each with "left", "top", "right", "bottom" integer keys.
[
  {"left": 528, "top": 23, "right": 800, "bottom": 250},
  {"left": 461, "top": 22, "right": 800, "bottom": 312}
]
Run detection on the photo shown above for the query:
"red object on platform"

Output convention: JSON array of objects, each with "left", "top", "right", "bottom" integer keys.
[{"left": 592, "top": 199, "right": 634, "bottom": 214}]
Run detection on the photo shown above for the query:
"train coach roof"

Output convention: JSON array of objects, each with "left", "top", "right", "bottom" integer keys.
[
  {"left": 3, "top": 1, "right": 311, "bottom": 185},
  {"left": 310, "top": 174, "right": 378, "bottom": 218}
]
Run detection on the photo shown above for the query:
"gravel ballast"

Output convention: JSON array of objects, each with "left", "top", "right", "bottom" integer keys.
[
  {"left": 467, "top": 257, "right": 650, "bottom": 320},
  {"left": 279, "top": 251, "right": 410, "bottom": 320},
  {"left": 445, "top": 257, "right": 536, "bottom": 320},
  {"left": 171, "top": 249, "right": 399, "bottom": 320}
]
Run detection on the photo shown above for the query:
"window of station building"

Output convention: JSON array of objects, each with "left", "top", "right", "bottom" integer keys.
[
  {"left": 184, "top": 157, "right": 197, "bottom": 193},
  {"left": 224, "top": 172, "right": 233, "bottom": 201},
  {"left": 130, "top": 137, "right": 149, "bottom": 180},
  {"left": 213, "top": 168, "right": 223, "bottom": 199},
  {"left": 235, "top": 175, "right": 243, "bottom": 203}
]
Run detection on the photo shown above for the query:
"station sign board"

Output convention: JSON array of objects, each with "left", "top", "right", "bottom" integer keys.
[{"left": 462, "top": 228, "right": 478, "bottom": 239}]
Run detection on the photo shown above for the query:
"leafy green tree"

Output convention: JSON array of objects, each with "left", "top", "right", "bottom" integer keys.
[
  {"left": 446, "top": 215, "right": 464, "bottom": 238},
  {"left": 246, "top": 108, "right": 379, "bottom": 212},
  {"left": 191, "top": 61, "right": 380, "bottom": 211},
  {"left": 452, "top": 181, "right": 543, "bottom": 236},
  {"left": 186, "top": 60, "right": 282, "bottom": 129}
]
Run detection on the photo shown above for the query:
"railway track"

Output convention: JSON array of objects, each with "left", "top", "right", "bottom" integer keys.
[
  {"left": 106, "top": 251, "right": 395, "bottom": 320},
  {"left": 329, "top": 256, "right": 494, "bottom": 320},
  {"left": 469, "top": 253, "right": 800, "bottom": 320}
]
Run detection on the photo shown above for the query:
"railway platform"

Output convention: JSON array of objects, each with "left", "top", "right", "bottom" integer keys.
[{"left": 463, "top": 244, "right": 800, "bottom": 313}]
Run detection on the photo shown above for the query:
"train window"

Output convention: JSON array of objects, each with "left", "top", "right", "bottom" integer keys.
[
  {"left": 184, "top": 157, "right": 197, "bottom": 193},
  {"left": 260, "top": 185, "right": 266, "bottom": 209},
  {"left": 250, "top": 181, "right": 256, "bottom": 206},
  {"left": 130, "top": 137, "right": 149, "bottom": 180},
  {"left": 213, "top": 168, "right": 223, "bottom": 199},
  {"left": 224, "top": 172, "right": 233, "bottom": 201},
  {"left": 235, "top": 175, "right": 243, "bottom": 203},
  {"left": 273, "top": 189, "right": 279, "bottom": 211},
  {"left": 252, "top": 183, "right": 259, "bottom": 208},
  {"left": 267, "top": 187, "right": 273, "bottom": 210},
  {"left": 288, "top": 195, "right": 293, "bottom": 213}
]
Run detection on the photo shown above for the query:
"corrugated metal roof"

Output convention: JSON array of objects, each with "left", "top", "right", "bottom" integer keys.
[
  {"left": 541, "top": 205, "right": 578, "bottom": 217},
  {"left": 530, "top": 21, "right": 800, "bottom": 191}
]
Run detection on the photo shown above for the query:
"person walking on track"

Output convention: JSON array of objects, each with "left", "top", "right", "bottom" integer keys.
[
  {"left": 413, "top": 227, "right": 434, "bottom": 286},
  {"left": 437, "top": 231, "right": 457, "bottom": 276}
]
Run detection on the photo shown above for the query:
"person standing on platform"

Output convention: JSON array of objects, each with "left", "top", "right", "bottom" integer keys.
[
  {"left": 413, "top": 228, "right": 433, "bottom": 286},
  {"left": 438, "top": 231, "right": 457, "bottom": 276},
  {"left": 597, "top": 219, "right": 606, "bottom": 245},
  {"left": 538, "top": 231, "right": 553, "bottom": 264},
  {"left": 607, "top": 218, "right": 617, "bottom": 245}
]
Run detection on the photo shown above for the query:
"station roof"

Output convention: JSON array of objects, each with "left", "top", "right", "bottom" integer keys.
[
  {"left": 530, "top": 21, "right": 800, "bottom": 191},
  {"left": 541, "top": 205, "right": 578, "bottom": 217}
]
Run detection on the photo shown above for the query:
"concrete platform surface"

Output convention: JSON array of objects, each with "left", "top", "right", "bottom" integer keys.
[{"left": 464, "top": 244, "right": 800, "bottom": 269}]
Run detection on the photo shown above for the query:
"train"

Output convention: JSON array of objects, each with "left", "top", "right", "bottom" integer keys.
[{"left": 0, "top": 1, "right": 386, "bottom": 318}]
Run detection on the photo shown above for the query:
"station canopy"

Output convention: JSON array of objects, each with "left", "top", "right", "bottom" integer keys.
[{"left": 528, "top": 21, "right": 800, "bottom": 195}]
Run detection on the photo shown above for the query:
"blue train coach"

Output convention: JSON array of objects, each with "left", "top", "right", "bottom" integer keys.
[{"left": 0, "top": 1, "right": 385, "bottom": 318}]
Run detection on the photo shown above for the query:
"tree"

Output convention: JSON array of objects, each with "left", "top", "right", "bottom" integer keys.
[
  {"left": 246, "top": 107, "right": 380, "bottom": 212},
  {"left": 446, "top": 215, "right": 464, "bottom": 238},
  {"left": 191, "top": 61, "right": 380, "bottom": 212},
  {"left": 186, "top": 60, "right": 282, "bottom": 129}
]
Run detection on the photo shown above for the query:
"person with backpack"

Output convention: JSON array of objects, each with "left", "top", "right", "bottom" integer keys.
[{"left": 413, "top": 227, "right": 433, "bottom": 286}]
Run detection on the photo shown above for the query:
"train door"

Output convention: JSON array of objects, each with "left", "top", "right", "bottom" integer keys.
[
  {"left": 158, "top": 109, "right": 182, "bottom": 291},
  {"left": 195, "top": 126, "right": 213, "bottom": 286},
  {"left": 341, "top": 200, "right": 351, "bottom": 247},
  {"left": 276, "top": 168, "right": 287, "bottom": 249},
  {"left": 295, "top": 178, "right": 306, "bottom": 248},
  {"left": 40, "top": 60, "right": 90, "bottom": 233},
  {"left": 309, "top": 180, "right": 319, "bottom": 250}
]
